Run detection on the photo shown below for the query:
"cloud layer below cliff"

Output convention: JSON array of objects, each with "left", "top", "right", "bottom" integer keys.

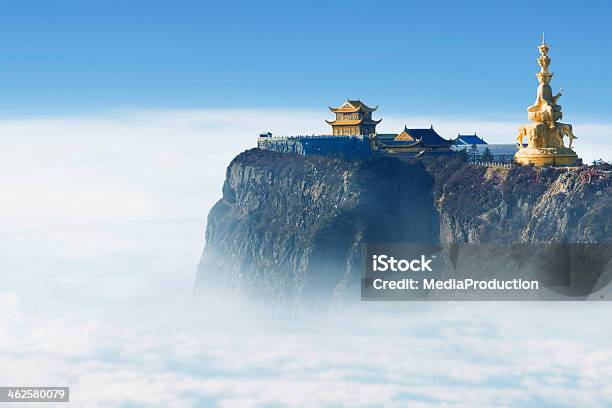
[
  {"left": 1, "top": 108, "right": 611, "bottom": 407},
  {"left": 2, "top": 293, "right": 612, "bottom": 407}
]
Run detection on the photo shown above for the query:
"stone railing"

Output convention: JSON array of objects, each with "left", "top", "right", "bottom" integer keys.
[
  {"left": 257, "top": 134, "right": 371, "bottom": 161},
  {"left": 473, "top": 161, "right": 516, "bottom": 168}
]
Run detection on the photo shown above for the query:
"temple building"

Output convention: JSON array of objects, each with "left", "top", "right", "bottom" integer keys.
[
  {"left": 454, "top": 133, "right": 486, "bottom": 145},
  {"left": 326, "top": 100, "right": 381, "bottom": 136},
  {"left": 258, "top": 99, "right": 468, "bottom": 160},
  {"left": 374, "top": 126, "right": 454, "bottom": 156},
  {"left": 452, "top": 133, "right": 518, "bottom": 163}
]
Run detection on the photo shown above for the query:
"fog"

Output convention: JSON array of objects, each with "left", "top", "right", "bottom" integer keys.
[{"left": 1, "top": 109, "right": 611, "bottom": 407}]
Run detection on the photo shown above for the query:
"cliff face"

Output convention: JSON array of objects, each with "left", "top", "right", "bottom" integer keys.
[
  {"left": 424, "top": 159, "right": 611, "bottom": 243},
  {"left": 197, "top": 149, "right": 437, "bottom": 304},
  {"left": 425, "top": 159, "right": 611, "bottom": 243},
  {"left": 196, "top": 149, "right": 611, "bottom": 303}
]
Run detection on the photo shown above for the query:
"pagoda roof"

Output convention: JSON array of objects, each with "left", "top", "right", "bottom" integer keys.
[
  {"left": 377, "top": 139, "right": 422, "bottom": 148},
  {"left": 326, "top": 118, "right": 382, "bottom": 125},
  {"left": 455, "top": 134, "right": 487, "bottom": 145},
  {"left": 394, "top": 126, "right": 453, "bottom": 146},
  {"left": 329, "top": 99, "right": 378, "bottom": 113},
  {"left": 375, "top": 133, "right": 397, "bottom": 140}
]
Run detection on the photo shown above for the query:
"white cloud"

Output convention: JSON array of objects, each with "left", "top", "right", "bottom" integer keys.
[
  {"left": 0, "top": 291, "right": 21, "bottom": 323},
  {"left": 1, "top": 301, "right": 612, "bottom": 407},
  {"left": 0, "top": 108, "right": 611, "bottom": 407}
]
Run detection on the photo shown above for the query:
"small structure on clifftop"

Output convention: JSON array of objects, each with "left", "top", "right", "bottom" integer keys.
[
  {"left": 514, "top": 35, "right": 580, "bottom": 166},
  {"left": 374, "top": 126, "right": 454, "bottom": 156},
  {"left": 451, "top": 133, "right": 519, "bottom": 163},
  {"left": 455, "top": 133, "right": 486, "bottom": 145},
  {"left": 326, "top": 100, "right": 381, "bottom": 136}
]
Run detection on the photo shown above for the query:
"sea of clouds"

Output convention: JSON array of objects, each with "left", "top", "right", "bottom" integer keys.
[{"left": 0, "top": 109, "right": 611, "bottom": 407}]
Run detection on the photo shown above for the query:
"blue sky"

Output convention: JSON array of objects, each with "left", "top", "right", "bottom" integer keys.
[
  {"left": 1, "top": 0, "right": 611, "bottom": 119},
  {"left": 2, "top": 3, "right": 612, "bottom": 405}
]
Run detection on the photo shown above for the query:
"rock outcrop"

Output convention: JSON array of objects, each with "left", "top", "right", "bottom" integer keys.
[
  {"left": 425, "top": 159, "right": 611, "bottom": 243},
  {"left": 195, "top": 149, "right": 611, "bottom": 304}
]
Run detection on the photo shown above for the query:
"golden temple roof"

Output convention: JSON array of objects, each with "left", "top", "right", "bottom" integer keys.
[
  {"left": 326, "top": 118, "right": 382, "bottom": 125},
  {"left": 393, "top": 126, "right": 453, "bottom": 146},
  {"left": 329, "top": 100, "right": 378, "bottom": 113}
]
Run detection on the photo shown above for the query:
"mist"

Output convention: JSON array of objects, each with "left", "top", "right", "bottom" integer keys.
[{"left": 1, "top": 108, "right": 612, "bottom": 407}]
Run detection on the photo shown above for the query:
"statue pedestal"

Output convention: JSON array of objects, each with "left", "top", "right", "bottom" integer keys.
[{"left": 514, "top": 146, "right": 578, "bottom": 166}]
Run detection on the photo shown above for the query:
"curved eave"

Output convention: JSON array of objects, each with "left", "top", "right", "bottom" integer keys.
[
  {"left": 377, "top": 138, "right": 423, "bottom": 148},
  {"left": 329, "top": 107, "right": 360, "bottom": 113},
  {"left": 329, "top": 104, "right": 379, "bottom": 114},
  {"left": 325, "top": 119, "right": 360, "bottom": 126},
  {"left": 326, "top": 120, "right": 362, "bottom": 125},
  {"left": 327, "top": 119, "right": 381, "bottom": 126}
]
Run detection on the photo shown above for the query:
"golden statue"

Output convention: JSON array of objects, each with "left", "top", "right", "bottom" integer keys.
[{"left": 514, "top": 35, "right": 580, "bottom": 166}]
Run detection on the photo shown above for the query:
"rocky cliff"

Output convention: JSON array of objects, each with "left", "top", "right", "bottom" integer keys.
[
  {"left": 425, "top": 158, "right": 611, "bottom": 243},
  {"left": 195, "top": 149, "right": 611, "bottom": 304}
]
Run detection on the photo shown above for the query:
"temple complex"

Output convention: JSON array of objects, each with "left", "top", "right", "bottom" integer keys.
[
  {"left": 374, "top": 126, "right": 454, "bottom": 156},
  {"left": 514, "top": 36, "right": 580, "bottom": 166},
  {"left": 256, "top": 37, "right": 589, "bottom": 165},
  {"left": 326, "top": 100, "right": 381, "bottom": 136}
]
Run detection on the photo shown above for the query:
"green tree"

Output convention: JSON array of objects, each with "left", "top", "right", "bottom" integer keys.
[
  {"left": 467, "top": 144, "right": 480, "bottom": 163},
  {"left": 455, "top": 148, "right": 469, "bottom": 162},
  {"left": 481, "top": 147, "right": 494, "bottom": 162}
]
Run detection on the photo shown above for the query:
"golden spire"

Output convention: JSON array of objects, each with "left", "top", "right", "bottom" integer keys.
[{"left": 537, "top": 35, "right": 552, "bottom": 83}]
